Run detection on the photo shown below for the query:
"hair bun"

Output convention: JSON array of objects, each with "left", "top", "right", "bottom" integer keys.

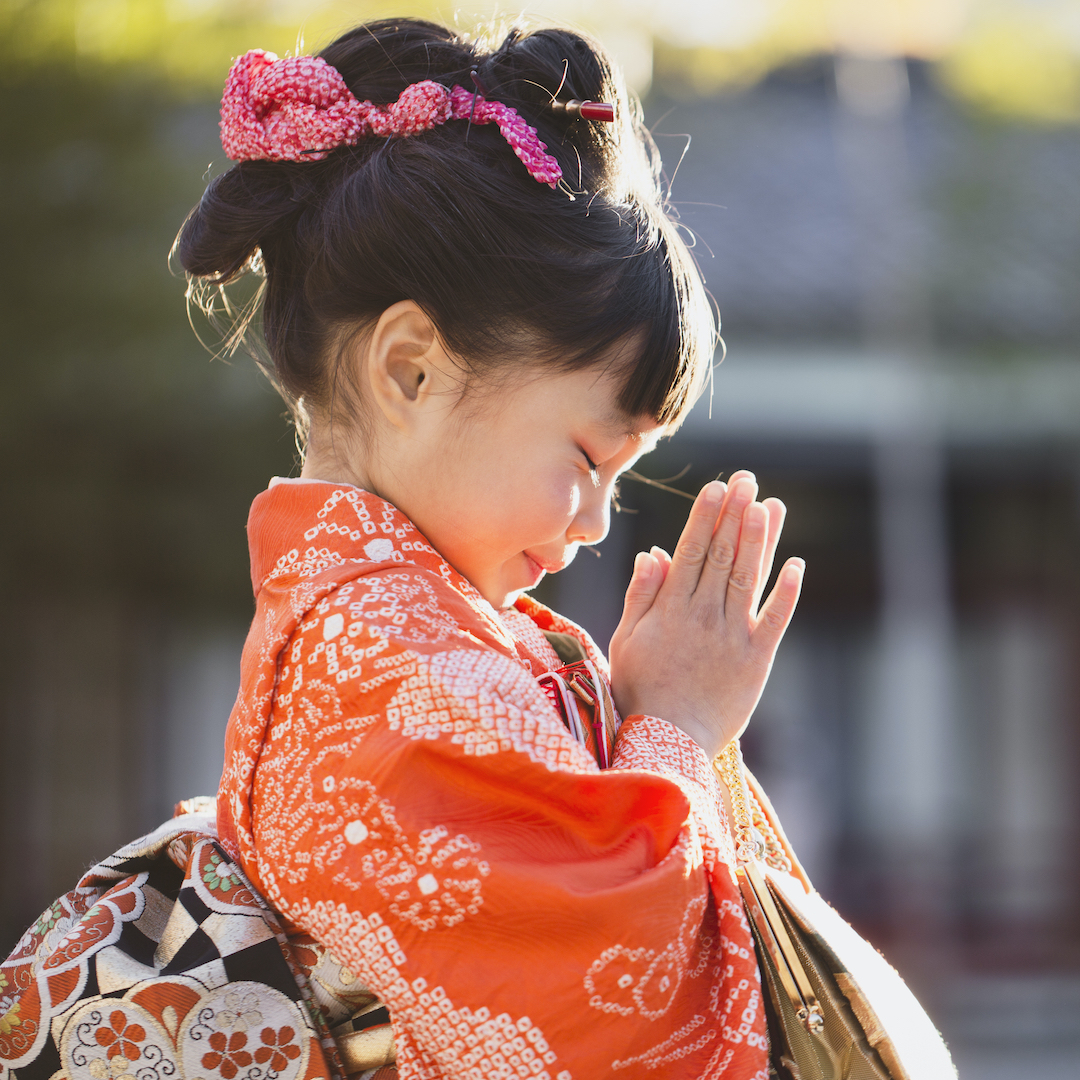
[
  {"left": 176, "top": 163, "right": 309, "bottom": 283},
  {"left": 174, "top": 18, "right": 713, "bottom": 436}
]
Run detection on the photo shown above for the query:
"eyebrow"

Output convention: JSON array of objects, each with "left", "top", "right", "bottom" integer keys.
[
  {"left": 603, "top": 416, "right": 666, "bottom": 454},
  {"left": 596, "top": 408, "right": 642, "bottom": 439}
]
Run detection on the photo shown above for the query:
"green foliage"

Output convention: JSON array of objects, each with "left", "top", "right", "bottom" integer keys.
[
  {"left": 0, "top": 60, "right": 296, "bottom": 613},
  {"left": 0, "top": 0, "right": 443, "bottom": 91},
  {"left": 939, "top": 12, "right": 1080, "bottom": 125}
]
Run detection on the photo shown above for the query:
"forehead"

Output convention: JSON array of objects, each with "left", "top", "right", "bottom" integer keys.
[
  {"left": 579, "top": 368, "right": 665, "bottom": 443},
  {"left": 477, "top": 360, "right": 666, "bottom": 444}
]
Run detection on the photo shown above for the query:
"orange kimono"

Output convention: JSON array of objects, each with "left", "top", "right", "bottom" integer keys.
[{"left": 218, "top": 479, "right": 769, "bottom": 1079}]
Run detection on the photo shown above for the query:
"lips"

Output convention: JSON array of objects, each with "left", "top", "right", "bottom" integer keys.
[
  {"left": 523, "top": 550, "right": 572, "bottom": 582},
  {"left": 522, "top": 552, "right": 548, "bottom": 586}
]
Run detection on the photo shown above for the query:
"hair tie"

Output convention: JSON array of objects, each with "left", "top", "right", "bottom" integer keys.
[{"left": 219, "top": 49, "right": 564, "bottom": 188}]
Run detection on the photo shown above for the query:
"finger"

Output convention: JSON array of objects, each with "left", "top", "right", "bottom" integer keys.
[
  {"left": 724, "top": 468, "right": 756, "bottom": 486},
  {"left": 614, "top": 551, "right": 664, "bottom": 638},
  {"left": 664, "top": 481, "right": 726, "bottom": 597},
  {"left": 750, "top": 557, "right": 804, "bottom": 659},
  {"left": 649, "top": 546, "right": 672, "bottom": 583},
  {"left": 724, "top": 500, "right": 769, "bottom": 622},
  {"left": 694, "top": 476, "right": 758, "bottom": 598},
  {"left": 752, "top": 497, "right": 787, "bottom": 613}
]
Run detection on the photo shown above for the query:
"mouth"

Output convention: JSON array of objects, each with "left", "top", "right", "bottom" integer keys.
[{"left": 523, "top": 551, "right": 562, "bottom": 585}]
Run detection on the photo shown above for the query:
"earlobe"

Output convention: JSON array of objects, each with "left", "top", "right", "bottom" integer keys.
[{"left": 365, "top": 300, "right": 441, "bottom": 427}]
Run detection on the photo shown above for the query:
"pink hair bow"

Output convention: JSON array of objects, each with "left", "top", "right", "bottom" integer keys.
[{"left": 219, "top": 49, "right": 563, "bottom": 188}]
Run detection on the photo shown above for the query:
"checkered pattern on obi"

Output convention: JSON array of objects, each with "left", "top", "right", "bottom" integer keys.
[{"left": 0, "top": 811, "right": 344, "bottom": 1080}]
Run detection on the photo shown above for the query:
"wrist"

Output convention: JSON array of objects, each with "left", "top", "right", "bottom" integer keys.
[
  {"left": 667, "top": 716, "right": 722, "bottom": 759},
  {"left": 624, "top": 710, "right": 721, "bottom": 760}
]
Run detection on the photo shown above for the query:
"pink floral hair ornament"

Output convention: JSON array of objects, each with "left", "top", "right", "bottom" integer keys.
[{"left": 219, "top": 49, "right": 564, "bottom": 188}]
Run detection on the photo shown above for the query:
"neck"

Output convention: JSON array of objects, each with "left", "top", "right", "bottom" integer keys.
[{"left": 300, "top": 427, "right": 377, "bottom": 493}]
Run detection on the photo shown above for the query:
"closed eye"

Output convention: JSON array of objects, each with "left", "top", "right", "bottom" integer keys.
[{"left": 582, "top": 450, "right": 600, "bottom": 480}]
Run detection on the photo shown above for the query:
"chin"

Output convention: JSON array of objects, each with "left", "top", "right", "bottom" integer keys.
[
  {"left": 491, "top": 581, "right": 539, "bottom": 611},
  {"left": 476, "top": 580, "right": 516, "bottom": 611},
  {"left": 480, "top": 558, "right": 547, "bottom": 610}
]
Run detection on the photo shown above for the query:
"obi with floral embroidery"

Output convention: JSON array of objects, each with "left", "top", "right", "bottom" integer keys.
[{"left": 0, "top": 803, "right": 379, "bottom": 1080}]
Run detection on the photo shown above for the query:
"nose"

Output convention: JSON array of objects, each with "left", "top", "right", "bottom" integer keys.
[{"left": 567, "top": 481, "right": 611, "bottom": 546}]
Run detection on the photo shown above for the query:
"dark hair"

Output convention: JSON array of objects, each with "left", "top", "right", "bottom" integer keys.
[{"left": 175, "top": 17, "right": 715, "bottom": 434}]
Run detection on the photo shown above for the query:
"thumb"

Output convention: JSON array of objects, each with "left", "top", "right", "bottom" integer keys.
[{"left": 614, "top": 551, "right": 662, "bottom": 639}]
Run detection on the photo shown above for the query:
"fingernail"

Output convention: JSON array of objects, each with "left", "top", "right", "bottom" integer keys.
[
  {"left": 634, "top": 551, "right": 653, "bottom": 575},
  {"left": 701, "top": 480, "right": 725, "bottom": 504}
]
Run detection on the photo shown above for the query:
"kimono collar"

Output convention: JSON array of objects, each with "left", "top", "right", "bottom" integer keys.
[{"left": 248, "top": 477, "right": 530, "bottom": 665}]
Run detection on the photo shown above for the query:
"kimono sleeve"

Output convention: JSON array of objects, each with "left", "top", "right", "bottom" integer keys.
[{"left": 247, "top": 581, "right": 766, "bottom": 1080}]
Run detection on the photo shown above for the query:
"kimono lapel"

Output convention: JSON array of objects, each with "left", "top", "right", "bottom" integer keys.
[{"left": 220, "top": 480, "right": 556, "bottom": 864}]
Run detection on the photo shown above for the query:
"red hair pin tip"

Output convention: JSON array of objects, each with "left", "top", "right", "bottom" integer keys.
[
  {"left": 550, "top": 98, "right": 615, "bottom": 122},
  {"left": 579, "top": 101, "right": 615, "bottom": 122}
]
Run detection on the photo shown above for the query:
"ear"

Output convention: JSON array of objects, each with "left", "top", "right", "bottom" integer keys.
[{"left": 363, "top": 300, "right": 457, "bottom": 430}]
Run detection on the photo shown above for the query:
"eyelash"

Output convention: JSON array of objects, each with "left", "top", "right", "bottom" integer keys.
[{"left": 580, "top": 454, "right": 633, "bottom": 511}]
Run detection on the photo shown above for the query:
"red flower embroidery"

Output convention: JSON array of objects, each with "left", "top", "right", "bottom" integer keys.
[
  {"left": 201, "top": 1030, "right": 253, "bottom": 1079},
  {"left": 94, "top": 1011, "right": 145, "bottom": 1061},
  {"left": 254, "top": 1026, "right": 300, "bottom": 1072}
]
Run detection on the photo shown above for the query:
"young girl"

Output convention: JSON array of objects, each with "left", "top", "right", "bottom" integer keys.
[
  {"left": 188, "top": 16, "right": 806, "bottom": 1079},
  {"left": 1, "top": 17, "right": 806, "bottom": 1080}
]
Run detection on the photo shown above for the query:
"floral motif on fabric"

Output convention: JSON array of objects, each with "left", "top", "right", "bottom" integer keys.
[
  {"left": 204, "top": 851, "right": 242, "bottom": 892},
  {"left": 52, "top": 981, "right": 313, "bottom": 1080},
  {"left": 0, "top": 821, "right": 337, "bottom": 1080},
  {"left": 254, "top": 1024, "right": 303, "bottom": 1071},
  {"left": 584, "top": 894, "right": 712, "bottom": 1020},
  {"left": 201, "top": 1029, "right": 254, "bottom": 1078},
  {"left": 217, "top": 989, "right": 265, "bottom": 1032},
  {"left": 94, "top": 1009, "right": 146, "bottom": 1060},
  {"left": 305, "top": 779, "right": 489, "bottom": 932}
]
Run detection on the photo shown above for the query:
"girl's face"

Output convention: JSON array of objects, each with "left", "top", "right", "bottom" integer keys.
[{"left": 393, "top": 363, "right": 664, "bottom": 611}]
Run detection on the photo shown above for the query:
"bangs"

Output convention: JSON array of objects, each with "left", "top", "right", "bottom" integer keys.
[
  {"left": 532, "top": 211, "right": 716, "bottom": 430},
  {"left": 615, "top": 215, "right": 716, "bottom": 427}
]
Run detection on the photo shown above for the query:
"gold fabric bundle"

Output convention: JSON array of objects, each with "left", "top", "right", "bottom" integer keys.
[{"left": 716, "top": 746, "right": 958, "bottom": 1080}]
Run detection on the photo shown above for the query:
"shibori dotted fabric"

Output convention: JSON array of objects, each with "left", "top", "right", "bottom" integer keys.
[
  {"left": 2, "top": 477, "right": 772, "bottom": 1080},
  {"left": 215, "top": 480, "right": 769, "bottom": 1079}
]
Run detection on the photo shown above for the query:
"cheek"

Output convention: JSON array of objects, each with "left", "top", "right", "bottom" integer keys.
[
  {"left": 534, "top": 469, "right": 580, "bottom": 522},
  {"left": 481, "top": 447, "right": 578, "bottom": 512},
  {"left": 566, "top": 483, "right": 582, "bottom": 519},
  {"left": 484, "top": 473, "right": 578, "bottom": 549}
]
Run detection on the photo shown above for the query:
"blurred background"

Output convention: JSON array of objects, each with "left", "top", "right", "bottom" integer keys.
[{"left": 2, "top": 1, "right": 1079, "bottom": 1075}]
